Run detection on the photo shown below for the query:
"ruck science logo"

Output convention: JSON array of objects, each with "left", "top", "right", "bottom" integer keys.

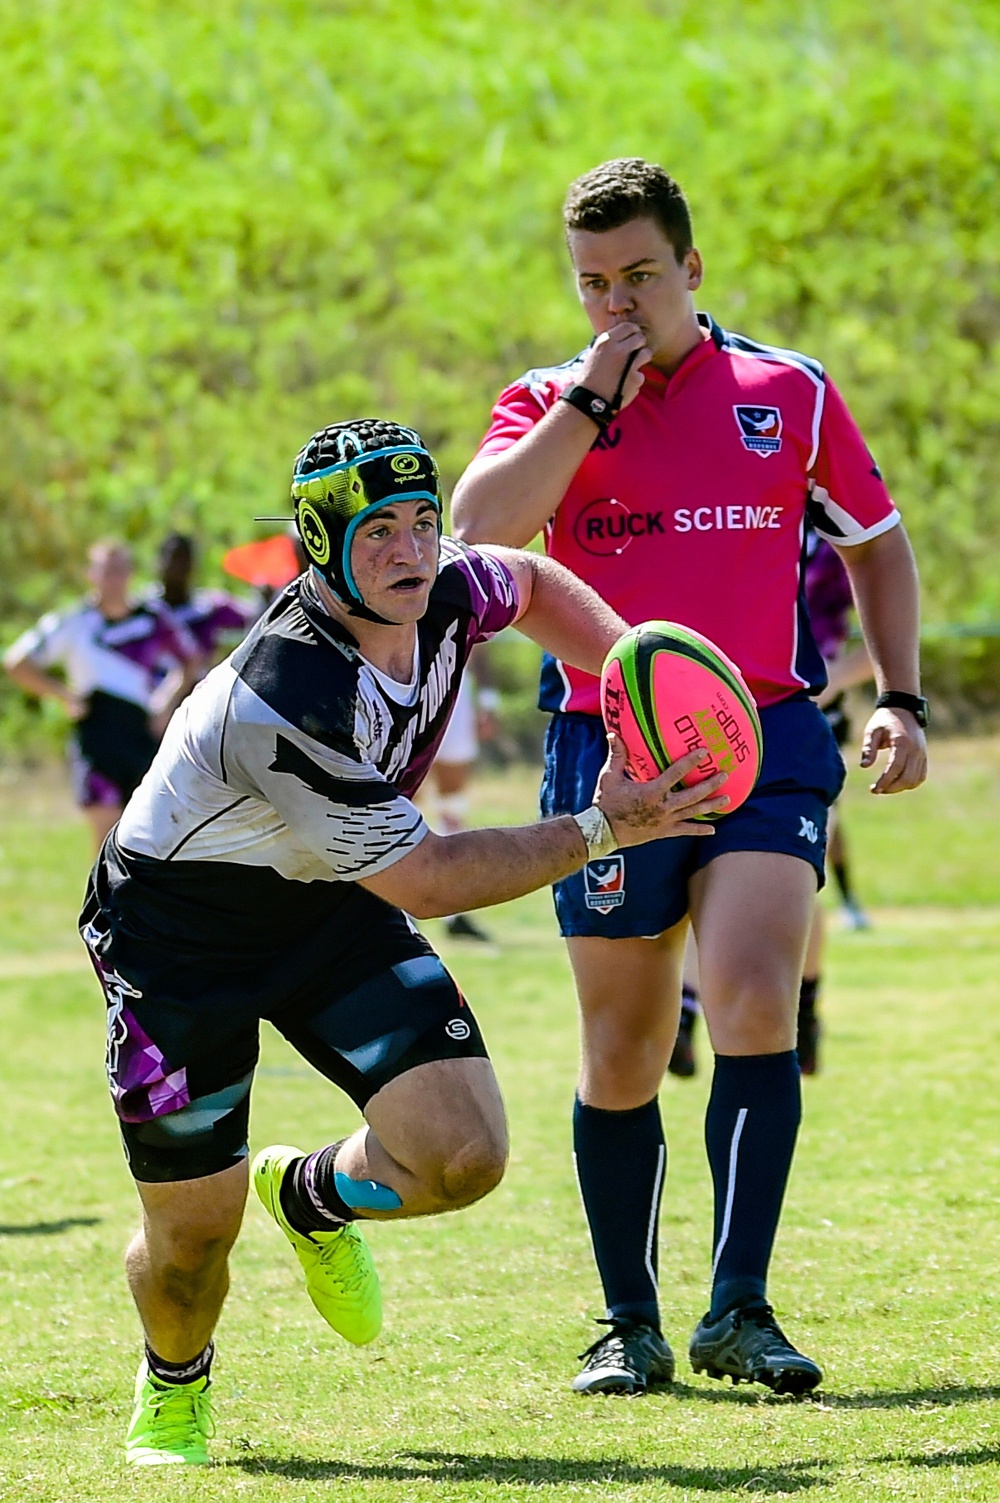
[{"left": 573, "top": 497, "right": 665, "bottom": 557}]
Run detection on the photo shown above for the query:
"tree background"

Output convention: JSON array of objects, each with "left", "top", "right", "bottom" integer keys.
[{"left": 2, "top": 0, "right": 999, "bottom": 742}]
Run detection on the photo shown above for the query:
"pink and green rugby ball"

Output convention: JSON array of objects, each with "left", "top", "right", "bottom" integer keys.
[{"left": 601, "top": 621, "right": 762, "bottom": 814}]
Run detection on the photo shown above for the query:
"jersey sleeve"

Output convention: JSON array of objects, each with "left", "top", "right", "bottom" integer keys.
[
  {"left": 6, "top": 609, "right": 72, "bottom": 668},
  {"left": 807, "top": 378, "right": 900, "bottom": 546},
  {"left": 224, "top": 690, "right": 428, "bottom": 881},
  {"left": 441, "top": 540, "right": 521, "bottom": 643},
  {"left": 475, "top": 380, "right": 557, "bottom": 458}
]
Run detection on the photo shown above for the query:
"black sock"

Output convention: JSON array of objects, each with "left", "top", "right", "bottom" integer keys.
[
  {"left": 832, "top": 858, "right": 854, "bottom": 906},
  {"left": 146, "top": 1341, "right": 214, "bottom": 1386},
  {"left": 279, "top": 1140, "right": 357, "bottom": 1234},
  {"left": 799, "top": 976, "right": 820, "bottom": 1018},
  {"left": 573, "top": 1096, "right": 666, "bottom": 1329},
  {"left": 705, "top": 1052, "right": 801, "bottom": 1321}
]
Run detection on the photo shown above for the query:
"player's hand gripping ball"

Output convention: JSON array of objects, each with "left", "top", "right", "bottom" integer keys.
[{"left": 601, "top": 622, "right": 762, "bottom": 815}]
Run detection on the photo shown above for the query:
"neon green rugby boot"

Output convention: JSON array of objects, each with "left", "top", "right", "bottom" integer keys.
[
  {"left": 252, "top": 1144, "right": 382, "bottom": 1345},
  {"left": 125, "top": 1362, "right": 214, "bottom": 1466}
]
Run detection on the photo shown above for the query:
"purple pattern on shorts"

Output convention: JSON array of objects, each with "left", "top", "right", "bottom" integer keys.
[
  {"left": 109, "top": 1002, "right": 190, "bottom": 1123},
  {"left": 82, "top": 767, "right": 123, "bottom": 808},
  {"left": 83, "top": 924, "right": 191, "bottom": 1123}
]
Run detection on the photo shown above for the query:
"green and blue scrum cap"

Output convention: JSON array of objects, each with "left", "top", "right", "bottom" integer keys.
[{"left": 291, "top": 419, "right": 442, "bottom": 618}]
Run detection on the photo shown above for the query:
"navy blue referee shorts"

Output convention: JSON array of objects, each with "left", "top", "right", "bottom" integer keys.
[{"left": 540, "top": 697, "right": 846, "bottom": 940}]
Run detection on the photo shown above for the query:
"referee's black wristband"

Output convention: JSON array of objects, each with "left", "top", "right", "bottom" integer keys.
[
  {"left": 560, "top": 384, "right": 615, "bottom": 430},
  {"left": 874, "top": 691, "right": 929, "bottom": 727}
]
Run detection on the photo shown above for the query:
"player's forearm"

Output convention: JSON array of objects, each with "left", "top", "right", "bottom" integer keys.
[
  {"left": 515, "top": 555, "right": 628, "bottom": 676},
  {"left": 3, "top": 657, "right": 74, "bottom": 706},
  {"left": 839, "top": 525, "right": 921, "bottom": 694},
  {"left": 362, "top": 819, "right": 588, "bottom": 918},
  {"left": 452, "top": 404, "right": 598, "bottom": 548}
]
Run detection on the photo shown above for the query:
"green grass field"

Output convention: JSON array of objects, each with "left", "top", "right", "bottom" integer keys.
[{"left": 1, "top": 739, "right": 999, "bottom": 1501}]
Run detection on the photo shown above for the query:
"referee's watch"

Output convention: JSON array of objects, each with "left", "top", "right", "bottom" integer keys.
[
  {"left": 874, "top": 691, "right": 929, "bottom": 728},
  {"left": 560, "top": 384, "right": 615, "bottom": 430}
]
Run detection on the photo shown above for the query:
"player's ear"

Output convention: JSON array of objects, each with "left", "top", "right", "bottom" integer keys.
[{"left": 683, "top": 249, "right": 704, "bottom": 291}]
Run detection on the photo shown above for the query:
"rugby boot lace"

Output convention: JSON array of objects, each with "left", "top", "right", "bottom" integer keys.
[
  {"left": 146, "top": 1383, "right": 215, "bottom": 1450},
  {"left": 315, "top": 1224, "right": 371, "bottom": 1294},
  {"left": 578, "top": 1316, "right": 638, "bottom": 1362}
]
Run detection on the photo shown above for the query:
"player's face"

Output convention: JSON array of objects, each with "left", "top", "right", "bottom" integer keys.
[
  {"left": 350, "top": 499, "right": 440, "bottom": 624},
  {"left": 87, "top": 544, "right": 132, "bottom": 595},
  {"left": 568, "top": 217, "right": 704, "bottom": 365}
]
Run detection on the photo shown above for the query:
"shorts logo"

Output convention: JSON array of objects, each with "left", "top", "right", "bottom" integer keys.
[
  {"left": 734, "top": 405, "right": 783, "bottom": 456},
  {"left": 799, "top": 816, "right": 819, "bottom": 844},
  {"left": 584, "top": 854, "right": 626, "bottom": 913},
  {"left": 445, "top": 1018, "right": 471, "bottom": 1041}
]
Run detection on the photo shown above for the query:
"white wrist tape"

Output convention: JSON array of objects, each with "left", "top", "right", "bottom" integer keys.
[{"left": 573, "top": 805, "right": 619, "bottom": 861}]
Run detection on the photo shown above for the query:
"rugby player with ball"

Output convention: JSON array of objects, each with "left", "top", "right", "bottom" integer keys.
[
  {"left": 80, "top": 418, "right": 727, "bottom": 1465},
  {"left": 453, "top": 158, "right": 927, "bottom": 1395}
]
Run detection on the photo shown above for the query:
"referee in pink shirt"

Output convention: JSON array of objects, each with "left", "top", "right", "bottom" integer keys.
[{"left": 453, "top": 158, "right": 927, "bottom": 1397}]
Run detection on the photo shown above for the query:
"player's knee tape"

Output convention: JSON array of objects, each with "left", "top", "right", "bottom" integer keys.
[
  {"left": 334, "top": 1171, "right": 402, "bottom": 1211},
  {"left": 120, "top": 1072, "right": 254, "bottom": 1183}
]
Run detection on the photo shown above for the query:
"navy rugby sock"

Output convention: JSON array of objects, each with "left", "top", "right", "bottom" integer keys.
[
  {"left": 573, "top": 1096, "right": 666, "bottom": 1330},
  {"left": 705, "top": 1052, "right": 801, "bottom": 1321},
  {"left": 279, "top": 1141, "right": 357, "bottom": 1233},
  {"left": 146, "top": 1340, "right": 214, "bottom": 1387}
]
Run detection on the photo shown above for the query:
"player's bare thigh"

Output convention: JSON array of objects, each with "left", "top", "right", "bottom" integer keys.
[
  {"left": 689, "top": 850, "right": 817, "bottom": 1056},
  {"left": 569, "top": 920, "right": 689, "bottom": 1111}
]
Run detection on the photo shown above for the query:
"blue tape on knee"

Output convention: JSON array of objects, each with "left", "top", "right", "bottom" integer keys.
[{"left": 334, "top": 1170, "right": 402, "bottom": 1211}]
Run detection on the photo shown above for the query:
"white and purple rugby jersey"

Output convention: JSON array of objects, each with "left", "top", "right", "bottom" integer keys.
[
  {"left": 115, "top": 539, "right": 519, "bottom": 889},
  {"left": 8, "top": 598, "right": 197, "bottom": 711}
]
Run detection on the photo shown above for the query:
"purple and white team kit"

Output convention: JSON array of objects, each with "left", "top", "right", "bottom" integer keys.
[
  {"left": 8, "top": 600, "right": 196, "bottom": 807},
  {"left": 80, "top": 540, "right": 519, "bottom": 1181}
]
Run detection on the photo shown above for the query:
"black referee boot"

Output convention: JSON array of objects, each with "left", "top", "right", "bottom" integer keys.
[
  {"left": 689, "top": 1300, "right": 822, "bottom": 1395},
  {"left": 571, "top": 1318, "right": 675, "bottom": 1396}
]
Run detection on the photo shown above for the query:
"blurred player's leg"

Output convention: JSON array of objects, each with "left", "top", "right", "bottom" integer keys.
[
  {"left": 798, "top": 901, "right": 824, "bottom": 1075},
  {"left": 669, "top": 928, "right": 701, "bottom": 1078},
  {"left": 828, "top": 809, "right": 870, "bottom": 930},
  {"left": 687, "top": 851, "right": 822, "bottom": 1394},
  {"left": 568, "top": 923, "right": 686, "bottom": 1393},
  {"left": 433, "top": 761, "right": 491, "bottom": 941}
]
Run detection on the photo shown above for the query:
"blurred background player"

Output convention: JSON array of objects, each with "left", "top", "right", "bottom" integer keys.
[
  {"left": 798, "top": 532, "right": 876, "bottom": 1072},
  {"left": 153, "top": 532, "right": 259, "bottom": 676},
  {"left": 429, "top": 645, "right": 502, "bottom": 941},
  {"left": 3, "top": 540, "right": 199, "bottom": 852}
]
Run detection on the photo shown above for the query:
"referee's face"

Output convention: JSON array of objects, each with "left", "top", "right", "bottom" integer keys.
[
  {"left": 569, "top": 217, "right": 703, "bottom": 370},
  {"left": 350, "top": 499, "right": 440, "bottom": 624}
]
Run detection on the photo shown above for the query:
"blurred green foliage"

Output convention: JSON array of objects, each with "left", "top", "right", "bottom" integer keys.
[{"left": 2, "top": 0, "right": 999, "bottom": 736}]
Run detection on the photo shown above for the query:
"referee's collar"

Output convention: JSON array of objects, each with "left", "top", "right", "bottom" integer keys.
[{"left": 642, "top": 312, "right": 722, "bottom": 397}]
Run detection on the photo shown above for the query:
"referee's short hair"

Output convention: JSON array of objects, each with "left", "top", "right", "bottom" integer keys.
[{"left": 563, "top": 159, "right": 693, "bottom": 263}]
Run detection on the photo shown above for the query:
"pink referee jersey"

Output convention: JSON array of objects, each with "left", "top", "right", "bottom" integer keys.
[{"left": 475, "top": 314, "right": 899, "bottom": 715}]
